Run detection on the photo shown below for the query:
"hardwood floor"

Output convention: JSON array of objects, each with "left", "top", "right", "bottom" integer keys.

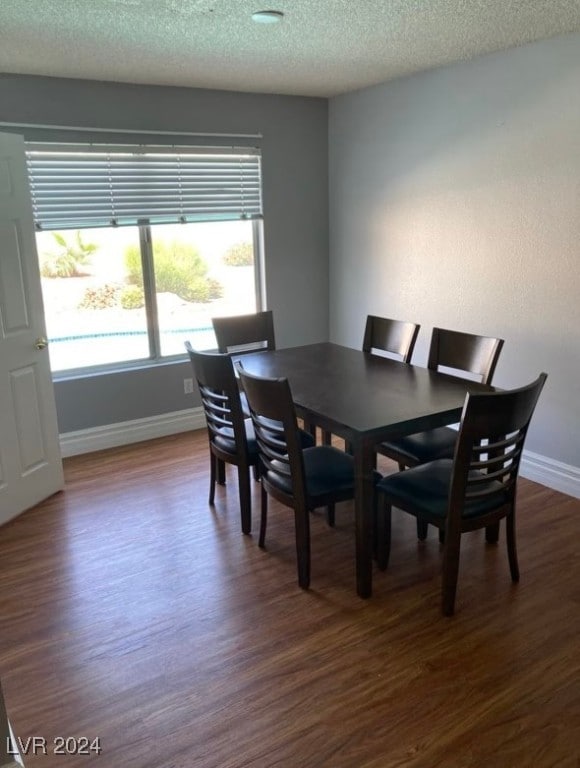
[{"left": 0, "top": 430, "right": 579, "bottom": 767}]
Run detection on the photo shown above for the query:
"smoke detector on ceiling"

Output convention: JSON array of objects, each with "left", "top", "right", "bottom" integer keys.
[{"left": 251, "top": 10, "right": 284, "bottom": 24}]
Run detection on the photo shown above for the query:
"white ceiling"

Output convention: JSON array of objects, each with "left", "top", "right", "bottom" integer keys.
[{"left": 1, "top": 0, "right": 580, "bottom": 98}]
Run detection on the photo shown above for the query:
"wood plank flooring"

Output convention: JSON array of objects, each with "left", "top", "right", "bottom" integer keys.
[{"left": 0, "top": 430, "right": 579, "bottom": 767}]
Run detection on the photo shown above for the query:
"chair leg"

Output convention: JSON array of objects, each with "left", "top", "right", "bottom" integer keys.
[
  {"left": 209, "top": 452, "right": 217, "bottom": 505},
  {"left": 294, "top": 503, "right": 311, "bottom": 589},
  {"left": 485, "top": 522, "right": 500, "bottom": 544},
  {"left": 326, "top": 503, "right": 335, "bottom": 527},
  {"left": 506, "top": 511, "right": 520, "bottom": 582},
  {"left": 373, "top": 492, "right": 379, "bottom": 561},
  {"left": 217, "top": 459, "right": 226, "bottom": 485},
  {"left": 376, "top": 497, "right": 392, "bottom": 571},
  {"left": 258, "top": 484, "right": 268, "bottom": 548},
  {"left": 417, "top": 520, "right": 429, "bottom": 540},
  {"left": 441, "top": 530, "right": 461, "bottom": 616},
  {"left": 238, "top": 467, "right": 252, "bottom": 535}
]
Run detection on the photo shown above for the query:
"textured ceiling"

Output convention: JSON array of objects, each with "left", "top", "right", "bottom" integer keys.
[{"left": 1, "top": 0, "right": 580, "bottom": 97}]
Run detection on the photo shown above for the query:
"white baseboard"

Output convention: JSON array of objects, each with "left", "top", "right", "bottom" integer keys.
[
  {"left": 520, "top": 450, "right": 580, "bottom": 500},
  {"left": 59, "top": 407, "right": 206, "bottom": 457},
  {"left": 59, "top": 411, "right": 580, "bottom": 500}
]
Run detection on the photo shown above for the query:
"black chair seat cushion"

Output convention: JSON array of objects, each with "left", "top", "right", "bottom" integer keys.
[
  {"left": 379, "top": 426, "right": 458, "bottom": 464},
  {"left": 214, "top": 421, "right": 314, "bottom": 458},
  {"left": 376, "top": 459, "right": 507, "bottom": 519},
  {"left": 267, "top": 445, "right": 355, "bottom": 499}
]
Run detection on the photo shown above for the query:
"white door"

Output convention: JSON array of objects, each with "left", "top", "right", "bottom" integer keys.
[{"left": 0, "top": 131, "right": 64, "bottom": 526}]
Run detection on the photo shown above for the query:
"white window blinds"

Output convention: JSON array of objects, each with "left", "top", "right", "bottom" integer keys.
[{"left": 25, "top": 144, "right": 263, "bottom": 230}]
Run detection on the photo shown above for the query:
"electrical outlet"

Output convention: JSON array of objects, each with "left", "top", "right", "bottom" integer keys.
[{"left": 183, "top": 378, "right": 194, "bottom": 394}]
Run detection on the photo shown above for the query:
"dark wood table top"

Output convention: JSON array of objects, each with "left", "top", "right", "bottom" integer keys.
[{"left": 241, "top": 342, "right": 492, "bottom": 444}]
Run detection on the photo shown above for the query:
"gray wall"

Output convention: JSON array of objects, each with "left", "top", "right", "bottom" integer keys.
[
  {"left": 329, "top": 33, "right": 580, "bottom": 467},
  {"left": 0, "top": 74, "right": 329, "bottom": 432}
]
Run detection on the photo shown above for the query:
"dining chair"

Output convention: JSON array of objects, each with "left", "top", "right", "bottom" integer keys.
[
  {"left": 321, "top": 314, "right": 421, "bottom": 446},
  {"left": 185, "top": 342, "right": 258, "bottom": 535},
  {"left": 237, "top": 367, "right": 360, "bottom": 589},
  {"left": 212, "top": 309, "right": 276, "bottom": 420},
  {"left": 363, "top": 314, "right": 421, "bottom": 361},
  {"left": 376, "top": 326, "right": 504, "bottom": 540},
  {"left": 375, "top": 372, "right": 547, "bottom": 616},
  {"left": 212, "top": 309, "right": 276, "bottom": 355}
]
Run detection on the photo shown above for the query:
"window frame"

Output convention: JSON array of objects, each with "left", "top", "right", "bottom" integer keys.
[
  {"left": 42, "top": 218, "right": 265, "bottom": 381},
  {"left": 25, "top": 141, "right": 266, "bottom": 379}
]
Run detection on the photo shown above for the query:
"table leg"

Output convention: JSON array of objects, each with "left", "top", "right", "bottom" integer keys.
[
  {"left": 354, "top": 437, "right": 374, "bottom": 598},
  {"left": 300, "top": 417, "right": 317, "bottom": 440}
]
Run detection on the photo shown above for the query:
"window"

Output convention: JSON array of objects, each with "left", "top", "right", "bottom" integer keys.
[{"left": 26, "top": 144, "right": 263, "bottom": 374}]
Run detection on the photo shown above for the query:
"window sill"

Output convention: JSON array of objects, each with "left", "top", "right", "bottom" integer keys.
[{"left": 51, "top": 353, "right": 216, "bottom": 383}]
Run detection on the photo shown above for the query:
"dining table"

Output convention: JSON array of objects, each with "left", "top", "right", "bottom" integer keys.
[{"left": 240, "top": 342, "right": 494, "bottom": 598}]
